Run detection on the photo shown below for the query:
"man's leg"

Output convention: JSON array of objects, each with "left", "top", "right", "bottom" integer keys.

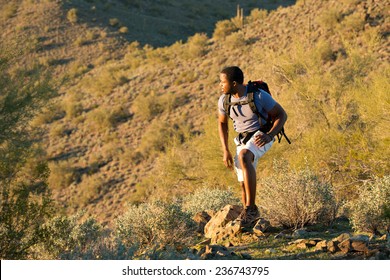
[
  {"left": 238, "top": 149, "right": 256, "bottom": 207},
  {"left": 239, "top": 181, "right": 246, "bottom": 206}
]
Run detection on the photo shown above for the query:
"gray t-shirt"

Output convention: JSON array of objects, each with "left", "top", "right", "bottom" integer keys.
[{"left": 218, "top": 88, "right": 276, "bottom": 133}]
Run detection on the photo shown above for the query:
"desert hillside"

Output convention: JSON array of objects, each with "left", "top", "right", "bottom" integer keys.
[{"left": 1, "top": 0, "right": 389, "bottom": 260}]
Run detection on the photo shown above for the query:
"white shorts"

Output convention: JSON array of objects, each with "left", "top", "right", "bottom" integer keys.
[{"left": 234, "top": 131, "right": 273, "bottom": 182}]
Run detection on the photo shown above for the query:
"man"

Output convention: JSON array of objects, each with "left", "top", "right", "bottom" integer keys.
[{"left": 218, "top": 66, "right": 287, "bottom": 228}]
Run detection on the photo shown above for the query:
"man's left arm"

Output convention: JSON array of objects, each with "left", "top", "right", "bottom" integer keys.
[{"left": 254, "top": 103, "right": 287, "bottom": 147}]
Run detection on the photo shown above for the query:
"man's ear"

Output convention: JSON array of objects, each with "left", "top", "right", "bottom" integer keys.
[{"left": 232, "top": 81, "right": 237, "bottom": 87}]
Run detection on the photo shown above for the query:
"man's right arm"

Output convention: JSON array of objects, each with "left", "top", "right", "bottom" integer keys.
[{"left": 218, "top": 113, "right": 233, "bottom": 169}]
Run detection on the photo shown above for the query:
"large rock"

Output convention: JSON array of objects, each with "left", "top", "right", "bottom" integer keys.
[
  {"left": 350, "top": 235, "right": 370, "bottom": 253},
  {"left": 204, "top": 205, "right": 242, "bottom": 239}
]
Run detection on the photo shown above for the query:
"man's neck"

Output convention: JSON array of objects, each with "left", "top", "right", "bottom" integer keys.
[{"left": 232, "top": 84, "right": 246, "bottom": 98}]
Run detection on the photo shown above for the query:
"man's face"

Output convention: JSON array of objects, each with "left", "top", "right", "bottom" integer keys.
[{"left": 219, "top": 73, "right": 234, "bottom": 95}]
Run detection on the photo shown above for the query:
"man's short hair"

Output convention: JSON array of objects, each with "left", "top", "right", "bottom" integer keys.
[{"left": 221, "top": 66, "right": 244, "bottom": 84}]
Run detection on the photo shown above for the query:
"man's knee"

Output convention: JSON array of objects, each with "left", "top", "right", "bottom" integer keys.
[{"left": 238, "top": 149, "right": 254, "bottom": 167}]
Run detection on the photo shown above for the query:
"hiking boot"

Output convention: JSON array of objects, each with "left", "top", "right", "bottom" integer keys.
[{"left": 239, "top": 205, "right": 260, "bottom": 229}]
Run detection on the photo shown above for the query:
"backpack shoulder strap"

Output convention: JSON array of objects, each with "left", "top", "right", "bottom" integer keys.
[
  {"left": 247, "top": 91, "right": 257, "bottom": 115},
  {"left": 223, "top": 94, "right": 232, "bottom": 119},
  {"left": 247, "top": 90, "right": 268, "bottom": 122}
]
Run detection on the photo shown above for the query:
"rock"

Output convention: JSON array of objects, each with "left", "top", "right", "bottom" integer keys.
[
  {"left": 193, "top": 211, "right": 212, "bottom": 234},
  {"left": 327, "top": 240, "right": 339, "bottom": 253},
  {"left": 315, "top": 240, "right": 328, "bottom": 251},
  {"left": 332, "top": 233, "right": 352, "bottom": 243},
  {"left": 350, "top": 235, "right": 370, "bottom": 253},
  {"left": 210, "top": 220, "right": 242, "bottom": 245},
  {"left": 338, "top": 239, "right": 351, "bottom": 254},
  {"left": 253, "top": 218, "right": 271, "bottom": 234},
  {"left": 204, "top": 205, "right": 242, "bottom": 239},
  {"left": 200, "top": 245, "right": 231, "bottom": 260}
]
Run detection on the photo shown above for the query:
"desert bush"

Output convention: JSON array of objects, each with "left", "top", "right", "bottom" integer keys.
[
  {"left": 109, "top": 18, "right": 120, "bottom": 27},
  {"left": 258, "top": 161, "right": 338, "bottom": 229},
  {"left": 49, "top": 123, "right": 68, "bottom": 138},
  {"left": 31, "top": 103, "right": 65, "bottom": 126},
  {"left": 119, "top": 26, "right": 129, "bottom": 34},
  {"left": 349, "top": 176, "right": 390, "bottom": 234},
  {"left": 138, "top": 120, "right": 188, "bottom": 156},
  {"left": 75, "top": 174, "right": 105, "bottom": 206},
  {"left": 213, "top": 19, "right": 239, "bottom": 41},
  {"left": 1, "top": 2, "right": 18, "bottom": 20},
  {"left": 224, "top": 31, "right": 246, "bottom": 49},
  {"left": 317, "top": 7, "right": 342, "bottom": 30},
  {"left": 82, "top": 66, "right": 128, "bottom": 96},
  {"left": 187, "top": 33, "right": 208, "bottom": 58},
  {"left": 33, "top": 214, "right": 104, "bottom": 259},
  {"left": 183, "top": 186, "right": 240, "bottom": 216},
  {"left": 131, "top": 91, "right": 164, "bottom": 120},
  {"left": 340, "top": 12, "right": 365, "bottom": 33},
  {"left": 247, "top": 8, "right": 268, "bottom": 23},
  {"left": 47, "top": 160, "right": 75, "bottom": 190},
  {"left": 116, "top": 201, "right": 196, "bottom": 250},
  {"left": 86, "top": 105, "right": 128, "bottom": 131},
  {"left": 67, "top": 8, "right": 78, "bottom": 24},
  {"left": 62, "top": 95, "right": 83, "bottom": 119}
]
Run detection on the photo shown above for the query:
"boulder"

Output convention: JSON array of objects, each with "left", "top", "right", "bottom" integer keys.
[
  {"left": 338, "top": 239, "right": 351, "bottom": 254},
  {"left": 253, "top": 218, "right": 271, "bottom": 236},
  {"left": 327, "top": 240, "right": 339, "bottom": 253},
  {"left": 332, "top": 233, "right": 352, "bottom": 243},
  {"left": 315, "top": 240, "right": 328, "bottom": 251},
  {"left": 210, "top": 220, "right": 242, "bottom": 246},
  {"left": 350, "top": 235, "right": 370, "bottom": 253},
  {"left": 204, "top": 205, "right": 242, "bottom": 239}
]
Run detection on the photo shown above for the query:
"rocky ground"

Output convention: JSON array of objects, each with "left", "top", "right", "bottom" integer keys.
[{"left": 190, "top": 205, "right": 390, "bottom": 260}]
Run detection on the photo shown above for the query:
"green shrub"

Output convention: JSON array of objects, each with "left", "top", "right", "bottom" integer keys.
[
  {"left": 48, "top": 160, "right": 75, "bottom": 190},
  {"left": 109, "top": 18, "right": 120, "bottom": 27},
  {"left": 62, "top": 95, "right": 83, "bottom": 119},
  {"left": 213, "top": 19, "right": 239, "bottom": 41},
  {"left": 349, "top": 176, "right": 390, "bottom": 234},
  {"left": 34, "top": 214, "right": 104, "bottom": 259},
  {"left": 340, "top": 12, "right": 366, "bottom": 34},
  {"left": 119, "top": 26, "right": 129, "bottom": 34},
  {"left": 224, "top": 31, "right": 246, "bottom": 48},
  {"left": 258, "top": 161, "right": 338, "bottom": 229},
  {"left": 131, "top": 92, "right": 164, "bottom": 120},
  {"left": 87, "top": 105, "right": 128, "bottom": 131},
  {"left": 187, "top": 33, "right": 208, "bottom": 58},
  {"left": 1, "top": 2, "right": 18, "bottom": 21},
  {"left": 247, "top": 8, "right": 268, "bottom": 23},
  {"left": 317, "top": 7, "right": 342, "bottom": 30},
  {"left": 138, "top": 121, "right": 186, "bottom": 156},
  {"left": 183, "top": 186, "right": 240, "bottom": 216},
  {"left": 116, "top": 201, "right": 196, "bottom": 250},
  {"left": 75, "top": 174, "right": 105, "bottom": 206},
  {"left": 67, "top": 8, "right": 78, "bottom": 24}
]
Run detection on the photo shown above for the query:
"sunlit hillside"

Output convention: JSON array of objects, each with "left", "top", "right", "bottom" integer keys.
[{"left": 1, "top": 0, "right": 389, "bottom": 260}]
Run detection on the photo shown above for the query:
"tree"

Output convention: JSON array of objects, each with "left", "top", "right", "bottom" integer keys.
[{"left": 0, "top": 46, "right": 54, "bottom": 259}]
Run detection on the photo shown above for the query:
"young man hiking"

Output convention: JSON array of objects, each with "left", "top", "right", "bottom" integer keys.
[{"left": 218, "top": 66, "right": 287, "bottom": 228}]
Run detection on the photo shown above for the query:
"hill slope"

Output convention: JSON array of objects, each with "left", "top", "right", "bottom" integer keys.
[{"left": 1, "top": 0, "right": 389, "bottom": 225}]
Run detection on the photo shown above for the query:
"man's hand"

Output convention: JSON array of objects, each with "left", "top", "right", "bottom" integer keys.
[
  {"left": 254, "top": 133, "right": 273, "bottom": 147},
  {"left": 223, "top": 150, "right": 234, "bottom": 170}
]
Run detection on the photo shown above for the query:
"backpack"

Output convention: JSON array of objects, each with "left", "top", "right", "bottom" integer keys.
[{"left": 223, "top": 80, "right": 291, "bottom": 144}]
